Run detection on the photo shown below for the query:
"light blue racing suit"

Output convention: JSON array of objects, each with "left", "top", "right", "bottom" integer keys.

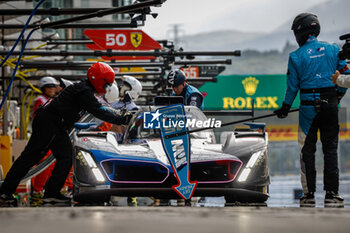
[
  {"left": 283, "top": 36, "right": 350, "bottom": 193},
  {"left": 172, "top": 84, "right": 204, "bottom": 110}
]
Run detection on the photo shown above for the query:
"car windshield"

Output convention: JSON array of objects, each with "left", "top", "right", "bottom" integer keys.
[{"left": 126, "top": 107, "right": 214, "bottom": 142}]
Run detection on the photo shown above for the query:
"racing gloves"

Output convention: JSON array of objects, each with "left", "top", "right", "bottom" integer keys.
[
  {"left": 274, "top": 102, "right": 291, "bottom": 119},
  {"left": 122, "top": 114, "right": 133, "bottom": 125}
]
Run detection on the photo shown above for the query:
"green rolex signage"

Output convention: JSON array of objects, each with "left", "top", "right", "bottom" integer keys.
[{"left": 199, "top": 74, "right": 300, "bottom": 110}]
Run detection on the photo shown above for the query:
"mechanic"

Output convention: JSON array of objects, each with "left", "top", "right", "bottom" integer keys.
[
  {"left": 96, "top": 75, "right": 142, "bottom": 133},
  {"left": 167, "top": 69, "right": 204, "bottom": 110},
  {"left": 56, "top": 77, "right": 73, "bottom": 95},
  {"left": 32, "top": 76, "right": 59, "bottom": 118},
  {"left": 0, "top": 62, "right": 131, "bottom": 207},
  {"left": 110, "top": 75, "right": 142, "bottom": 111},
  {"left": 332, "top": 71, "right": 350, "bottom": 88},
  {"left": 30, "top": 77, "right": 75, "bottom": 206},
  {"left": 31, "top": 76, "right": 61, "bottom": 206},
  {"left": 274, "top": 13, "right": 350, "bottom": 207}
]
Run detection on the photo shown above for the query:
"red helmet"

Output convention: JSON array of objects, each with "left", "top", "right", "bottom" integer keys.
[{"left": 87, "top": 62, "right": 115, "bottom": 94}]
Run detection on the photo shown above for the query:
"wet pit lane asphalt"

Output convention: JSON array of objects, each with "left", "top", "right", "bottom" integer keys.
[
  {"left": 1, "top": 175, "right": 350, "bottom": 233},
  {"left": 1, "top": 206, "right": 350, "bottom": 233}
]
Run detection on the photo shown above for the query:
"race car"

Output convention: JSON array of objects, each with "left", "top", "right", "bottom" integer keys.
[{"left": 72, "top": 105, "right": 270, "bottom": 204}]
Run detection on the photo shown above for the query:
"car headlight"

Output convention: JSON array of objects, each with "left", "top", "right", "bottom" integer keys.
[
  {"left": 237, "top": 150, "right": 264, "bottom": 182},
  {"left": 91, "top": 168, "right": 106, "bottom": 182},
  {"left": 77, "top": 150, "right": 106, "bottom": 183}
]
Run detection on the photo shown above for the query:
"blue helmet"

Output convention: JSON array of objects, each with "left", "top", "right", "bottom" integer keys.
[{"left": 167, "top": 69, "right": 186, "bottom": 87}]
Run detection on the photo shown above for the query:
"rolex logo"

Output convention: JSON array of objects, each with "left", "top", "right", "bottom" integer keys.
[{"left": 242, "top": 76, "right": 259, "bottom": 96}]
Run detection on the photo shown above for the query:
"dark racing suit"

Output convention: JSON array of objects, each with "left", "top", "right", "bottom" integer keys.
[
  {"left": 0, "top": 80, "right": 127, "bottom": 196},
  {"left": 172, "top": 84, "right": 204, "bottom": 110},
  {"left": 283, "top": 36, "right": 350, "bottom": 194}
]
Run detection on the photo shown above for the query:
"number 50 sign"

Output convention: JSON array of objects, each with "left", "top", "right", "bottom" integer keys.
[
  {"left": 84, "top": 29, "right": 161, "bottom": 60},
  {"left": 106, "top": 33, "right": 127, "bottom": 46}
]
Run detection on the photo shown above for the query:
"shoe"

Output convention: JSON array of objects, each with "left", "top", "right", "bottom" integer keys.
[
  {"left": 30, "top": 192, "right": 44, "bottom": 207},
  {"left": 300, "top": 192, "right": 315, "bottom": 207},
  {"left": 43, "top": 193, "right": 71, "bottom": 205},
  {"left": 127, "top": 197, "right": 137, "bottom": 207},
  {"left": 0, "top": 193, "right": 18, "bottom": 207},
  {"left": 325, "top": 191, "right": 344, "bottom": 207}
]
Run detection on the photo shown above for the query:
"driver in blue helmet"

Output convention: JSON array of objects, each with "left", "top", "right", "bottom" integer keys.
[{"left": 167, "top": 69, "right": 204, "bottom": 110}]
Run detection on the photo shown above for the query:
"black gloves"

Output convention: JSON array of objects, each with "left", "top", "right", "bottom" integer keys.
[
  {"left": 115, "top": 113, "right": 133, "bottom": 125},
  {"left": 274, "top": 102, "right": 291, "bottom": 119},
  {"left": 122, "top": 114, "right": 133, "bottom": 125}
]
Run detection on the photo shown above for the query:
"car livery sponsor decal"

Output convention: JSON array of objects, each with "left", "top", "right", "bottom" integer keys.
[{"left": 156, "top": 104, "right": 197, "bottom": 200}]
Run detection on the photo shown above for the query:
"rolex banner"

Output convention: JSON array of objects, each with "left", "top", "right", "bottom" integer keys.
[{"left": 199, "top": 74, "right": 300, "bottom": 110}]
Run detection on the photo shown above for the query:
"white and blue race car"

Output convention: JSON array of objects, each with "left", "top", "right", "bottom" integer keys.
[{"left": 72, "top": 105, "right": 270, "bottom": 204}]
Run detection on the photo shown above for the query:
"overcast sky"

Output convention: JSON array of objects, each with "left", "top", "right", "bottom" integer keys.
[{"left": 142, "top": 0, "right": 330, "bottom": 39}]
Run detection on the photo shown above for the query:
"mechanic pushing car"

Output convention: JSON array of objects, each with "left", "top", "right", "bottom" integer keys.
[
  {"left": 0, "top": 62, "right": 131, "bottom": 207},
  {"left": 97, "top": 75, "right": 142, "bottom": 137},
  {"left": 274, "top": 13, "right": 350, "bottom": 207},
  {"left": 167, "top": 69, "right": 204, "bottom": 110},
  {"left": 31, "top": 76, "right": 70, "bottom": 207}
]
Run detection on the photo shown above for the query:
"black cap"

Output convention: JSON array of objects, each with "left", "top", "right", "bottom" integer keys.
[{"left": 167, "top": 69, "right": 186, "bottom": 87}]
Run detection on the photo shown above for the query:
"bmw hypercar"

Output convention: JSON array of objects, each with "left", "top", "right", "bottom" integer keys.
[{"left": 72, "top": 106, "right": 270, "bottom": 204}]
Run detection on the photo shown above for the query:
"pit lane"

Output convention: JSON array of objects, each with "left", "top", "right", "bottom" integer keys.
[
  {"left": 1, "top": 206, "right": 350, "bottom": 233},
  {"left": 1, "top": 176, "right": 350, "bottom": 233}
]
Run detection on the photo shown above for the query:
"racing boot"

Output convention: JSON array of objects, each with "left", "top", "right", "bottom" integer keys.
[
  {"left": 0, "top": 193, "right": 18, "bottom": 207},
  {"left": 300, "top": 192, "right": 315, "bottom": 207},
  {"left": 127, "top": 197, "right": 137, "bottom": 207},
  {"left": 30, "top": 191, "right": 44, "bottom": 207},
  {"left": 324, "top": 191, "right": 344, "bottom": 208},
  {"left": 43, "top": 193, "right": 71, "bottom": 206}
]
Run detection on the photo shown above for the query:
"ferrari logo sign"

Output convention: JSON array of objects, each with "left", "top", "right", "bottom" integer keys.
[
  {"left": 130, "top": 32, "right": 142, "bottom": 48},
  {"left": 84, "top": 29, "right": 161, "bottom": 60}
]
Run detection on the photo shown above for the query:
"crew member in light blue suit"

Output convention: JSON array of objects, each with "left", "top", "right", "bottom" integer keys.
[
  {"left": 167, "top": 69, "right": 204, "bottom": 110},
  {"left": 274, "top": 13, "right": 350, "bottom": 207}
]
